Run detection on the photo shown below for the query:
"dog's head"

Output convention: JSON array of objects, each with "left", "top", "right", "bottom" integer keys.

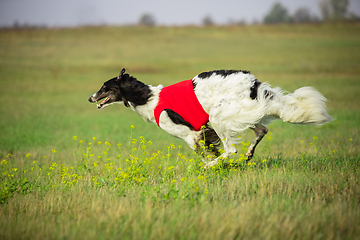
[{"left": 88, "top": 68, "right": 131, "bottom": 109}]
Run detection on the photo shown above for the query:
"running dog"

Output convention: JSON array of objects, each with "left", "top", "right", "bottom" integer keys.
[{"left": 88, "top": 68, "right": 332, "bottom": 167}]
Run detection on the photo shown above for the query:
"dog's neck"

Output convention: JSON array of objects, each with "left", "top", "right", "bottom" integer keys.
[{"left": 130, "top": 84, "right": 163, "bottom": 123}]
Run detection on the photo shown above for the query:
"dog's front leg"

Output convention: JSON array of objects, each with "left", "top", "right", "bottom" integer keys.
[
  {"left": 205, "top": 138, "right": 237, "bottom": 168},
  {"left": 157, "top": 110, "right": 202, "bottom": 152}
]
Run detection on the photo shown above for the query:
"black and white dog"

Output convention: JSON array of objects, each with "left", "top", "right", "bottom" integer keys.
[{"left": 89, "top": 68, "right": 332, "bottom": 167}]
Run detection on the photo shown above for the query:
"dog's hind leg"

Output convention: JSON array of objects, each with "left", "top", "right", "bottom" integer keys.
[{"left": 245, "top": 124, "right": 268, "bottom": 161}]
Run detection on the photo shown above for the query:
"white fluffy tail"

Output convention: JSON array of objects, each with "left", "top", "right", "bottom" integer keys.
[{"left": 279, "top": 87, "right": 333, "bottom": 125}]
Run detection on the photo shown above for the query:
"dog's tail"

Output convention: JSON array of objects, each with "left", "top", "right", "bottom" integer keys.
[{"left": 272, "top": 86, "right": 333, "bottom": 125}]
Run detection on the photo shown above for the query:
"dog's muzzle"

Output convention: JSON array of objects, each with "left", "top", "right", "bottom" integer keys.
[{"left": 88, "top": 95, "right": 96, "bottom": 103}]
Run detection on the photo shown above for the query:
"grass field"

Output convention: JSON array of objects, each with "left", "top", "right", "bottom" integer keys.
[{"left": 0, "top": 24, "right": 360, "bottom": 239}]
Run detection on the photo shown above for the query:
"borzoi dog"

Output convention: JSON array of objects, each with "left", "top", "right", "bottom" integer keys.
[{"left": 88, "top": 68, "right": 332, "bottom": 167}]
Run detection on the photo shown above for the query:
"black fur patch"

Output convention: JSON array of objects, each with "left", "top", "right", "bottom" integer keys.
[
  {"left": 264, "top": 90, "right": 274, "bottom": 100},
  {"left": 119, "top": 74, "right": 153, "bottom": 107},
  {"left": 197, "top": 69, "right": 251, "bottom": 79},
  {"left": 192, "top": 79, "right": 197, "bottom": 89},
  {"left": 165, "top": 109, "right": 194, "bottom": 130},
  {"left": 250, "top": 79, "right": 262, "bottom": 100}
]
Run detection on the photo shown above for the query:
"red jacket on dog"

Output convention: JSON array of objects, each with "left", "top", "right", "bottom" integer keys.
[{"left": 154, "top": 80, "right": 209, "bottom": 131}]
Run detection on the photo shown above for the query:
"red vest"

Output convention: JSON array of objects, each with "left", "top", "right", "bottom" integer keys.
[{"left": 154, "top": 80, "right": 209, "bottom": 131}]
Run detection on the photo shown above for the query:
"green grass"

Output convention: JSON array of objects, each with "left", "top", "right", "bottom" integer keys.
[{"left": 0, "top": 24, "right": 360, "bottom": 240}]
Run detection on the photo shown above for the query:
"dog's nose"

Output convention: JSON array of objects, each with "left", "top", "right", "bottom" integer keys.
[{"left": 88, "top": 96, "right": 95, "bottom": 103}]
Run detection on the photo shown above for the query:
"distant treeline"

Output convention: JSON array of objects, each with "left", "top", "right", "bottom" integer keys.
[
  {"left": 262, "top": 0, "right": 357, "bottom": 25},
  {"left": 140, "top": 0, "right": 359, "bottom": 26},
  {"left": 4, "top": 0, "right": 359, "bottom": 29}
]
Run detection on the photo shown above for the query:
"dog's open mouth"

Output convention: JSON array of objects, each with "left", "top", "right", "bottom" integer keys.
[{"left": 97, "top": 97, "right": 111, "bottom": 109}]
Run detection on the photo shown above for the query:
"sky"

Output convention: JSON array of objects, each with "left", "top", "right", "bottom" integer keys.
[{"left": 0, "top": 0, "right": 360, "bottom": 27}]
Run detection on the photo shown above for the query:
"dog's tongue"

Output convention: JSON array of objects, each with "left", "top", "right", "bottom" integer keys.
[
  {"left": 97, "top": 97, "right": 110, "bottom": 109},
  {"left": 101, "top": 98, "right": 108, "bottom": 105}
]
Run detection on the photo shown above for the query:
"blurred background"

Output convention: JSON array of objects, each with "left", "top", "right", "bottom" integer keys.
[{"left": 0, "top": 0, "right": 359, "bottom": 27}]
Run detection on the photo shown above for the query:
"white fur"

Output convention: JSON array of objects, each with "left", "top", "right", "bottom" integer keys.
[
  {"left": 278, "top": 87, "right": 332, "bottom": 125},
  {"left": 131, "top": 85, "right": 163, "bottom": 123}
]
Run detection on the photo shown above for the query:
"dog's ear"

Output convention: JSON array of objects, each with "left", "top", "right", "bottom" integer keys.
[
  {"left": 116, "top": 68, "right": 130, "bottom": 107},
  {"left": 117, "top": 68, "right": 126, "bottom": 80}
]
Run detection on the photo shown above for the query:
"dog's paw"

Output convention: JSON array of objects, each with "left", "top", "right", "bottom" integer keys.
[
  {"left": 204, "top": 160, "right": 218, "bottom": 169},
  {"left": 245, "top": 151, "right": 254, "bottom": 161}
]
